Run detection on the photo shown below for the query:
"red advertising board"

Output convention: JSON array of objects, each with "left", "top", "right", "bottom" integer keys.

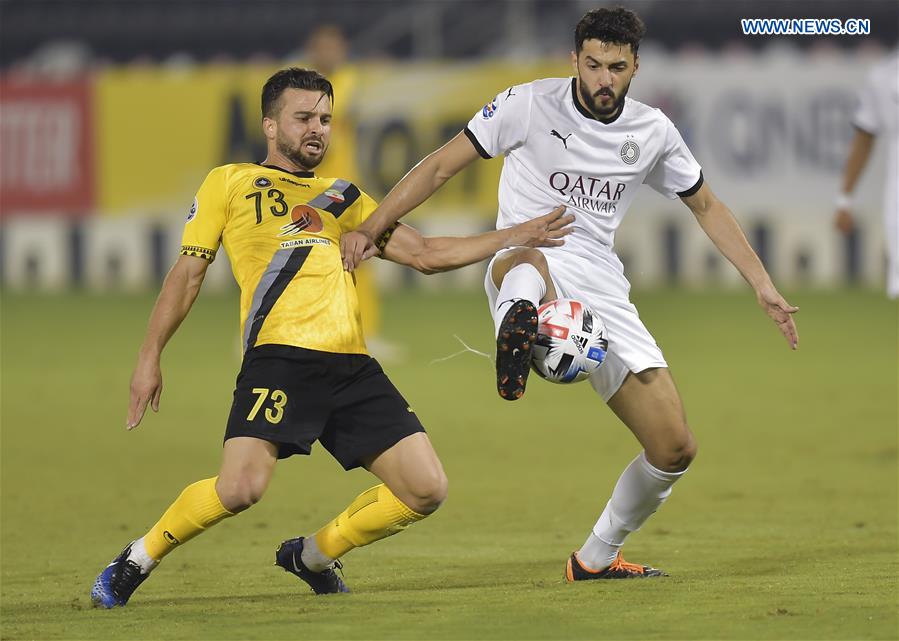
[{"left": 0, "top": 78, "right": 94, "bottom": 216}]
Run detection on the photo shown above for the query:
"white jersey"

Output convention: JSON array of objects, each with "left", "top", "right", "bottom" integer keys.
[
  {"left": 465, "top": 77, "right": 702, "bottom": 263},
  {"left": 852, "top": 53, "right": 899, "bottom": 297},
  {"left": 471, "top": 77, "right": 702, "bottom": 395}
]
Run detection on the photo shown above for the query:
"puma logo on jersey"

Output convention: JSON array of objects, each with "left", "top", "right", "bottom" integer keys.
[{"left": 550, "top": 130, "right": 572, "bottom": 149}]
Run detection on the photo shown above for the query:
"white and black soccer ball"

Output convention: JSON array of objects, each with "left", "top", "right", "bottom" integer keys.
[{"left": 531, "top": 299, "right": 609, "bottom": 384}]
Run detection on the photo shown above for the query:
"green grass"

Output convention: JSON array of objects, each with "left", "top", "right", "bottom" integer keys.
[{"left": 1, "top": 288, "right": 896, "bottom": 640}]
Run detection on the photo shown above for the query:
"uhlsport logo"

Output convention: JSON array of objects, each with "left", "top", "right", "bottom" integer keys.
[
  {"left": 482, "top": 99, "right": 498, "bottom": 119},
  {"left": 186, "top": 197, "right": 198, "bottom": 222},
  {"left": 279, "top": 205, "right": 323, "bottom": 236},
  {"left": 163, "top": 530, "right": 181, "bottom": 545},
  {"left": 254, "top": 176, "right": 273, "bottom": 188},
  {"left": 620, "top": 139, "right": 640, "bottom": 165}
]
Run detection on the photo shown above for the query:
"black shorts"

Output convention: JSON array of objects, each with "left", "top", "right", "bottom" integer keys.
[{"left": 224, "top": 345, "right": 425, "bottom": 470}]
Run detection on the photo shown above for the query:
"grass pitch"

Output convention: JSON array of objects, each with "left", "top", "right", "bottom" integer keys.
[{"left": 1, "top": 288, "right": 896, "bottom": 640}]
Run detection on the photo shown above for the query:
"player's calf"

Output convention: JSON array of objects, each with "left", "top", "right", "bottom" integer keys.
[{"left": 276, "top": 483, "right": 432, "bottom": 594}]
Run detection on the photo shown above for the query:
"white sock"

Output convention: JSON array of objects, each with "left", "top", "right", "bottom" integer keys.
[
  {"left": 300, "top": 535, "right": 334, "bottom": 572},
  {"left": 128, "top": 537, "right": 160, "bottom": 574},
  {"left": 493, "top": 263, "right": 546, "bottom": 337},
  {"left": 577, "top": 451, "right": 686, "bottom": 570}
]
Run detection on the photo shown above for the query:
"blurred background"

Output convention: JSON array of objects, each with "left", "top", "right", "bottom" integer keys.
[{"left": 1, "top": 0, "right": 897, "bottom": 295}]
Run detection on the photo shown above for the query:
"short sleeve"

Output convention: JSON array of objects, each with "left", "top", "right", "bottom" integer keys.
[
  {"left": 644, "top": 117, "right": 703, "bottom": 199},
  {"left": 852, "top": 69, "right": 881, "bottom": 135},
  {"left": 464, "top": 84, "right": 532, "bottom": 159},
  {"left": 338, "top": 188, "right": 378, "bottom": 234},
  {"left": 180, "top": 167, "right": 228, "bottom": 261}
]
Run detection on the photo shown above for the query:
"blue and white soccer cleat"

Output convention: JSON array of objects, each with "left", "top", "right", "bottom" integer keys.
[
  {"left": 275, "top": 537, "right": 349, "bottom": 595},
  {"left": 91, "top": 542, "right": 151, "bottom": 608}
]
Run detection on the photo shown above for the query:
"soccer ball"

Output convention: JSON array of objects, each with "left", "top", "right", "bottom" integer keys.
[{"left": 531, "top": 299, "right": 609, "bottom": 384}]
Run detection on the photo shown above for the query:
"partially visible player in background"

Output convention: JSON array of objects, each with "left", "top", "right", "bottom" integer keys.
[
  {"left": 342, "top": 7, "right": 798, "bottom": 581},
  {"left": 833, "top": 51, "right": 899, "bottom": 299},
  {"left": 298, "top": 24, "right": 398, "bottom": 356},
  {"left": 90, "top": 67, "right": 572, "bottom": 608}
]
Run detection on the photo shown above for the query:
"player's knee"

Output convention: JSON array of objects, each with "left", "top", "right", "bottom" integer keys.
[
  {"left": 511, "top": 247, "right": 550, "bottom": 276},
  {"left": 403, "top": 469, "right": 448, "bottom": 515},
  {"left": 656, "top": 431, "right": 697, "bottom": 473},
  {"left": 675, "top": 434, "right": 698, "bottom": 471},
  {"left": 215, "top": 474, "right": 269, "bottom": 513}
]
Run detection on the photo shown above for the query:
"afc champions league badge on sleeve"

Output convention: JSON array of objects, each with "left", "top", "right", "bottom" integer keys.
[
  {"left": 482, "top": 98, "right": 498, "bottom": 119},
  {"left": 186, "top": 196, "right": 198, "bottom": 222}
]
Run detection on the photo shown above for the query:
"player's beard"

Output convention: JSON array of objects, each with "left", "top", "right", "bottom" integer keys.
[
  {"left": 578, "top": 77, "right": 632, "bottom": 120},
  {"left": 276, "top": 132, "right": 327, "bottom": 170}
]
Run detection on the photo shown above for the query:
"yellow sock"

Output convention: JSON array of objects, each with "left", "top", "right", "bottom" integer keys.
[
  {"left": 314, "top": 484, "right": 426, "bottom": 559},
  {"left": 143, "top": 477, "right": 234, "bottom": 561}
]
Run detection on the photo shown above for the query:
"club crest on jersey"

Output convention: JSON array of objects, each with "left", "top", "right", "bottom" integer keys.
[
  {"left": 279, "top": 204, "right": 323, "bottom": 236},
  {"left": 620, "top": 139, "right": 640, "bottom": 165},
  {"left": 324, "top": 188, "right": 345, "bottom": 203},
  {"left": 186, "top": 197, "right": 198, "bottom": 222},
  {"left": 254, "top": 176, "right": 273, "bottom": 188},
  {"left": 482, "top": 99, "right": 498, "bottom": 119}
]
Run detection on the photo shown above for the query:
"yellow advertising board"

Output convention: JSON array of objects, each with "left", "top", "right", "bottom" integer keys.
[{"left": 94, "top": 60, "right": 569, "bottom": 219}]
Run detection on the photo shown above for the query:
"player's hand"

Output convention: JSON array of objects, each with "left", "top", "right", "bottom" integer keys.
[
  {"left": 341, "top": 230, "right": 379, "bottom": 272},
  {"left": 127, "top": 354, "right": 163, "bottom": 430},
  {"left": 756, "top": 284, "right": 799, "bottom": 350},
  {"left": 506, "top": 206, "right": 574, "bottom": 248},
  {"left": 834, "top": 208, "right": 855, "bottom": 235}
]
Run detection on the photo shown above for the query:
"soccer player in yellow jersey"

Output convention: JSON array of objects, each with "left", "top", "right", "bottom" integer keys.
[{"left": 90, "top": 67, "right": 572, "bottom": 607}]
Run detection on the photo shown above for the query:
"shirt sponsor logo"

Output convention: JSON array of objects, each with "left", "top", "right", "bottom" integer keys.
[
  {"left": 620, "top": 139, "right": 640, "bottom": 165},
  {"left": 279, "top": 237, "right": 332, "bottom": 249},
  {"left": 254, "top": 176, "right": 273, "bottom": 188},
  {"left": 548, "top": 171, "right": 626, "bottom": 214},
  {"left": 186, "top": 196, "right": 198, "bottom": 222},
  {"left": 482, "top": 99, "right": 498, "bottom": 119},
  {"left": 278, "top": 204, "right": 323, "bottom": 236},
  {"left": 279, "top": 176, "right": 309, "bottom": 187}
]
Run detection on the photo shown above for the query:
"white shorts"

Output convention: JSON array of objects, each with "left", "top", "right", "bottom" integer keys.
[{"left": 484, "top": 247, "right": 668, "bottom": 402}]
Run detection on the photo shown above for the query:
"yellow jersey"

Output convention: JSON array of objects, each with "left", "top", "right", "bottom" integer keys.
[{"left": 180, "top": 162, "right": 377, "bottom": 355}]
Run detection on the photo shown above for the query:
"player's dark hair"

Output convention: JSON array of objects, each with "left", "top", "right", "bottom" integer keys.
[
  {"left": 575, "top": 7, "right": 646, "bottom": 55},
  {"left": 261, "top": 67, "right": 334, "bottom": 118}
]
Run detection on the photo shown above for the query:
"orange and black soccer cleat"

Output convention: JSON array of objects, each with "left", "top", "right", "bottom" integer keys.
[
  {"left": 495, "top": 300, "right": 538, "bottom": 401},
  {"left": 565, "top": 551, "right": 666, "bottom": 581}
]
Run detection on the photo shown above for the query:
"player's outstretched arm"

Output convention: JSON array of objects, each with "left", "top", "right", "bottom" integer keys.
[
  {"left": 341, "top": 131, "right": 482, "bottom": 271},
  {"left": 380, "top": 206, "right": 573, "bottom": 274},
  {"left": 682, "top": 182, "right": 799, "bottom": 350},
  {"left": 127, "top": 255, "right": 210, "bottom": 430},
  {"left": 834, "top": 129, "right": 875, "bottom": 235}
]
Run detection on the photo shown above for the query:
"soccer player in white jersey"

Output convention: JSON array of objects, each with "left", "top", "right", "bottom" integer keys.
[
  {"left": 342, "top": 7, "right": 799, "bottom": 579},
  {"left": 834, "top": 51, "right": 899, "bottom": 298}
]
